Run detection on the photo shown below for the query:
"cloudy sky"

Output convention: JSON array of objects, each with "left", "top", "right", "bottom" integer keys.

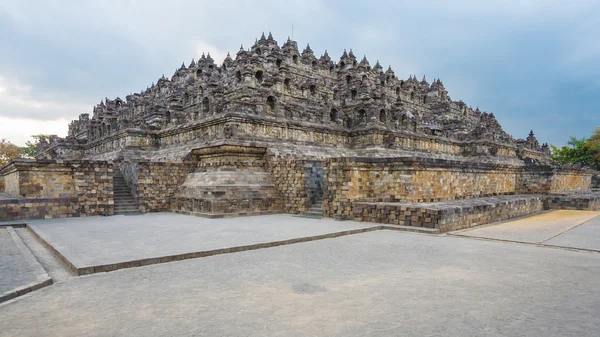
[{"left": 0, "top": 0, "right": 598, "bottom": 146}]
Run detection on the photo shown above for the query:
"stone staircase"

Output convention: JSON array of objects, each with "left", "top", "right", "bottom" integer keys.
[
  {"left": 113, "top": 171, "right": 140, "bottom": 215},
  {"left": 303, "top": 198, "right": 324, "bottom": 218}
]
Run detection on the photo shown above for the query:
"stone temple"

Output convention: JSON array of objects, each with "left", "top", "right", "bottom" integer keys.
[{"left": 1, "top": 33, "right": 598, "bottom": 230}]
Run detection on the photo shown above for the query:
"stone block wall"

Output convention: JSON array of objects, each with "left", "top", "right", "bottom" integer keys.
[
  {"left": 323, "top": 157, "right": 519, "bottom": 216},
  {"left": 323, "top": 158, "right": 353, "bottom": 218},
  {"left": 267, "top": 156, "right": 312, "bottom": 213},
  {"left": 71, "top": 161, "right": 114, "bottom": 216},
  {"left": 550, "top": 171, "right": 592, "bottom": 193},
  {"left": 0, "top": 162, "right": 75, "bottom": 198},
  {"left": 0, "top": 198, "right": 80, "bottom": 221},
  {"left": 0, "top": 160, "right": 114, "bottom": 221},
  {"left": 351, "top": 195, "right": 544, "bottom": 232},
  {"left": 170, "top": 145, "right": 284, "bottom": 217},
  {"left": 517, "top": 168, "right": 592, "bottom": 194},
  {"left": 135, "top": 162, "right": 195, "bottom": 212},
  {"left": 171, "top": 185, "right": 283, "bottom": 217},
  {"left": 545, "top": 193, "right": 600, "bottom": 211},
  {"left": 323, "top": 157, "right": 594, "bottom": 219}
]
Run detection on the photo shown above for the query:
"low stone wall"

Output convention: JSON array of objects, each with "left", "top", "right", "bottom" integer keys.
[
  {"left": 0, "top": 160, "right": 114, "bottom": 221},
  {"left": 323, "top": 157, "right": 593, "bottom": 219},
  {"left": 0, "top": 198, "right": 79, "bottom": 221},
  {"left": 352, "top": 195, "right": 544, "bottom": 232},
  {"left": 546, "top": 193, "right": 600, "bottom": 211},
  {"left": 323, "top": 157, "right": 521, "bottom": 218}
]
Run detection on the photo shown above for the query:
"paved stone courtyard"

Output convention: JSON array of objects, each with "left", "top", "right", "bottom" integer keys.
[
  {"left": 25, "top": 214, "right": 377, "bottom": 274},
  {"left": 0, "top": 227, "right": 51, "bottom": 303},
  {"left": 453, "top": 210, "right": 600, "bottom": 251},
  {"left": 1, "top": 211, "right": 599, "bottom": 336}
]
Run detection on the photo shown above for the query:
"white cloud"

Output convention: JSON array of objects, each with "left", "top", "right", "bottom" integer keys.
[
  {"left": 0, "top": 116, "right": 69, "bottom": 146},
  {"left": 0, "top": 74, "right": 90, "bottom": 121}
]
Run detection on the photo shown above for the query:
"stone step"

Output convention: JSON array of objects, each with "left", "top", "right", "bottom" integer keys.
[
  {"left": 114, "top": 200, "right": 137, "bottom": 204},
  {"left": 114, "top": 211, "right": 141, "bottom": 215},
  {"left": 304, "top": 211, "right": 323, "bottom": 217},
  {"left": 115, "top": 207, "right": 140, "bottom": 213},
  {"left": 114, "top": 198, "right": 134, "bottom": 201},
  {"left": 114, "top": 192, "right": 134, "bottom": 196},
  {"left": 115, "top": 207, "right": 138, "bottom": 211},
  {"left": 112, "top": 170, "right": 139, "bottom": 214},
  {"left": 114, "top": 201, "right": 137, "bottom": 206}
]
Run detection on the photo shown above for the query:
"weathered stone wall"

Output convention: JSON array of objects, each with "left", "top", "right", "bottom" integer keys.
[
  {"left": 135, "top": 162, "right": 195, "bottom": 212},
  {"left": 517, "top": 168, "right": 592, "bottom": 194},
  {"left": 550, "top": 171, "right": 592, "bottom": 193},
  {"left": 10, "top": 164, "right": 75, "bottom": 199},
  {"left": 323, "top": 158, "right": 352, "bottom": 218},
  {"left": 0, "top": 198, "right": 80, "bottom": 221},
  {"left": 324, "top": 157, "right": 519, "bottom": 209},
  {"left": 546, "top": 193, "right": 600, "bottom": 211},
  {"left": 267, "top": 156, "right": 312, "bottom": 213},
  {"left": 171, "top": 184, "right": 283, "bottom": 217},
  {"left": 3, "top": 172, "right": 18, "bottom": 197},
  {"left": 324, "top": 157, "right": 593, "bottom": 219},
  {"left": 71, "top": 161, "right": 114, "bottom": 216},
  {"left": 0, "top": 160, "right": 114, "bottom": 221},
  {"left": 352, "top": 195, "right": 543, "bottom": 232},
  {"left": 0, "top": 176, "right": 4, "bottom": 193}
]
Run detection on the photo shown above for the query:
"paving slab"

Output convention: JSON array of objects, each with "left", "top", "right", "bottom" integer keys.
[
  {"left": 1, "top": 231, "right": 599, "bottom": 337},
  {"left": 0, "top": 227, "right": 52, "bottom": 303},
  {"left": 454, "top": 210, "right": 600, "bottom": 244},
  {"left": 26, "top": 213, "right": 378, "bottom": 274},
  {"left": 544, "top": 216, "right": 600, "bottom": 251}
]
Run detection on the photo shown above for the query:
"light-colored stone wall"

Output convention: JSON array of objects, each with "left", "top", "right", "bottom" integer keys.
[
  {"left": 550, "top": 172, "right": 592, "bottom": 193},
  {"left": 0, "top": 160, "right": 114, "bottom": 221},
  {"left": 3, "top": 171, "right": 19, "bottom": 197},
  {"left": 323, "top": 157, "right": 593, "bottom": 219},
  {"left": 342, "top": 159, "right": 518, "bottom": 203}
]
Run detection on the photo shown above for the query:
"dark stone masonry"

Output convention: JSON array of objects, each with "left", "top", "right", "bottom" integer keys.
[{"left": 0, "top": 32, "right": 597, "bottom": 230}]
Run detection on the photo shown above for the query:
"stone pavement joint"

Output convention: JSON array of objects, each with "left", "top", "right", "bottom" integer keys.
[
  {"left": 0, "top": 227, "right": 53, "bottom": 304},
  {"left": 538, "top": 214, "right": 600, "bottom": 244}
]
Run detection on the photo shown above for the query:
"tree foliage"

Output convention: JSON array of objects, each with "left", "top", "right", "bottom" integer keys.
[
  {"left": 21, "top": 134, "right": 54, "bottom": 158},
  {"left": 551, "top": 127, "right": 600, "bottom": 170},
  {"left": 0, "top": 139, "right": 22, "bottom": 166}
]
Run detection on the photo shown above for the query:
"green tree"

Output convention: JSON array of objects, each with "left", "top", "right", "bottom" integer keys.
[
  {"left": 21, "top": 134, "right": 53, "bottom": 158},
  {"left": 551, "top": 128, "right": 600, "bottom": 170}
]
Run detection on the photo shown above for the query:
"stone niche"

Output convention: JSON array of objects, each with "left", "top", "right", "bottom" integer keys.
[{"left": 171, "top": 145, "right": 284, "bottom": 217}]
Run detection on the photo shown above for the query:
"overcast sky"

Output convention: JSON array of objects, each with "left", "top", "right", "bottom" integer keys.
[{"left": 0, "top": 0, "right": 598, "bottom": 146}]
